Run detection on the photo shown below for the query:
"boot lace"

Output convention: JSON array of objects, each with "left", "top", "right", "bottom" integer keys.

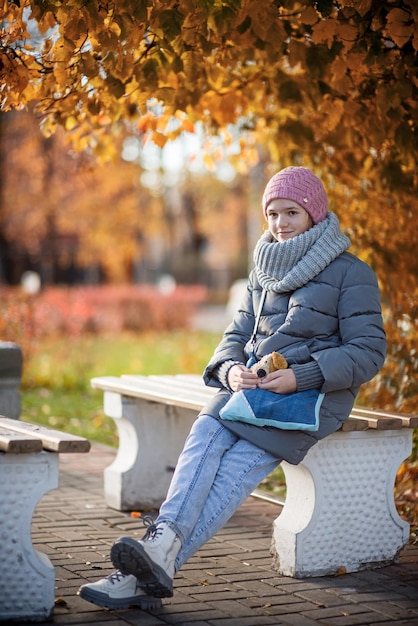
[
  {"left": 141, "top": 514, "right": 164, "bottom": 542},
  {"left": 108, "top": 570, "right": 126, "bottom": 585}
]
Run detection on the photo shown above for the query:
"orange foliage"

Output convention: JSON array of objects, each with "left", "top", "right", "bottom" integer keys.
[
  {"left": 1, "top": 111, "right": 158, "bottom": 283},
  {"left": 0, "top": 1, "right": 416, "bottom": 417},
  {"left": 0, "top": 1, "right": 416, "bottom": 189},
  {"left": 395, "top": 462, "right": 418, "bottom": 535}
]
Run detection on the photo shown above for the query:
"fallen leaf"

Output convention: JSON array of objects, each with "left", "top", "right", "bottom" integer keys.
[{"left": 335, "top": 566, "right": 347, "bottom": 576}]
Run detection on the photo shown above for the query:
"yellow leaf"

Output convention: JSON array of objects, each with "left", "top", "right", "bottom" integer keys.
[
  {"left": 330, "top": 58, "right": 347, "bottom": 83},
  {"left": 151, "top": 131, "right": 168, "bottom": 148},
  {"left": 40, "top": 115, "right": 58, "bottom": 138},
  {"left": 336, "top": 22, "right": 358, "bottom": 51},
  {"left": 413, "top": 30, "right": 418, "bottom": 52},
  {"left": 355, "top": 0, "right": 373, "bottom": 17},
  {"left": 137, "top": 112, "right": 156, "bottom": 133},
  {"left": 98, "top": 114, "right": 112, "bottom": 126},
  {"left": 80, "top": 53, "right": 97, "bottom": 79},
  {"left": 246, "top": 0, "right": 284, "bottom": 42},
  {"left": 53, "top": 64, "right": 69, "bottom": 89},
  {"left": 386, "top": 8, "right": 413, "bottom": 49},
  {"left": 288, "top": 40, "right": 306, "bottom": 69},
  {"left": 110, "top": 21, "right": 122, "bottom": 37},
  {"left": 64, "top": 115, "right": 78, "bottom": 131},
  {"left": 181, "top": 119, "right": 195, "bottom": 133},
  {"left": 37, "top": 10, "right": 57, "bottom": 35},
  {"left": 300, "top": 6, "right": 319, "bottom": 26},
  {"left": 311, "top": 19, "right": 337, "bottom": 48},
  {"left": 203, "top": 152, "right": 215, "bottom": 171},
  {"left": 166, "top": 71, "right": 179, "bottom": 90},
  {"left": 54, "top": 35, "right": 75, "bottom": 63},
  {"left": 319, "top": 96, "right": 344, "bottom": 132}
]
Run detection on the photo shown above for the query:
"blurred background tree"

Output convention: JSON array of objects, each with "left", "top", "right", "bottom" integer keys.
[
  {"left": 0, "top": 0, "right": 417, "bottom": 412},
  {"left": 0, "top": 110, "right": 249, "bottom": 287}
]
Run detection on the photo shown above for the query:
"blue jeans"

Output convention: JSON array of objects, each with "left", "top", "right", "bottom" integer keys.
[{"left": 156, "top": 414, "right": 281, "bottom": 571}]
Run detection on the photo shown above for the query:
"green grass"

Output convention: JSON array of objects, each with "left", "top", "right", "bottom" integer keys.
[
  {"left": 22, "top": 387, "right": 118, "bottom": 446},
  {"left": 23, "top": 330, "right": 221, "bottom": 388},
  {"left": 21, "top": 330, "right": 220, "bottom": 445},
  {"left": 21, "top": 329, "right": 286, "bottom": 498}
]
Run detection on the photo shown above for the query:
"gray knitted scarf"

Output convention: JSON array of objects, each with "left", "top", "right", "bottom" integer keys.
[{"left": 254, "top": 212, "right": 351, "bottom": 293}]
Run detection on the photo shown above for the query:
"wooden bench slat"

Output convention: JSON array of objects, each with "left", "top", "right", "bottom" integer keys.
[
  {"left": 347, "top": 414, "right": 404, "bottom": 430},
  {"left": 390, "top": 414, "right": 417, "bottom": 428},
  {"left": 123, "top": 377, "right": 211, "bottom": 396},
  {"left": 0, "top": 427, "right": 43, "bottom": 453},
  {"left": 92, "top": 376, "right": 215, "bottom": 411},
  {"left": 91, "top": 376, "right": 417, "bottom": 432},
  {"left": 123, "top": 374, "right": 216, "bottom": 393},
  {"left": 124, "top": 376, "right": 216, "bottom": 404},
  {"left": 148, "top": 374, "right": 215, "bottom": 391},
  {"left": 340, "top": 418, "right": 369, "bottom": 432},
  {"left": 0, "top": 417, "right": 91, "bottom": 453},
  {"left": 149, "top": 374, "right": 212, "bottom": 390},
  {"left": 351, "top": 407, "right": 418, "bottom": 429},
  {"left": 124, "top": 374, "right": 213, "bottom": 393}
]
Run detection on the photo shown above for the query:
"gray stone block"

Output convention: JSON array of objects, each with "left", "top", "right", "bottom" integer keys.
[{"left": 0, "top": 341, "right": 22, "bottom": 419}]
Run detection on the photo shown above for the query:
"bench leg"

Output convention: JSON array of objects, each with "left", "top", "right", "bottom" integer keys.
[
  {"left": 0, "top": 451, "right": 58, "bottom": 622},
  {"left": 103, "top": 391, "right": 196, "bottom": 510},
  {"left": 271, "top": 429, "right": 412, "bottom": 577}
]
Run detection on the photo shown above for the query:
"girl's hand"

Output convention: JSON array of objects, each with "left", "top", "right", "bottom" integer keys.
[
  {"left": 257, "top": 368, "right": 297, "bottom": 394},
  {"left": 227, "top": 364, "right": 259, "bottom": 391}
]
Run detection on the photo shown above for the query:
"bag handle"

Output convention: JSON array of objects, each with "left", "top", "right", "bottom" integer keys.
[{"left": 249, "top": 288, "right": 267, "bottom": 348}]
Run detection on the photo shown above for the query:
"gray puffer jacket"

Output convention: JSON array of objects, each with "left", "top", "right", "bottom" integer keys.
[{"left": 201, "top": 251, "right": 386, "bottom": 464}]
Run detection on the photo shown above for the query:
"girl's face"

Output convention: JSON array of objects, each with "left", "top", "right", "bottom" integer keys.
[{"left": 266, "top": 199, "right": 313, "bottom": 242}]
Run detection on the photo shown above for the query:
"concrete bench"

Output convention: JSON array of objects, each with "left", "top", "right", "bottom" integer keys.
[
  {"left": 0, "top": 416, "right": 91, "bottom": 623},
  {"left": 91, "top": 374, "right": 417, "bottom": 578}
]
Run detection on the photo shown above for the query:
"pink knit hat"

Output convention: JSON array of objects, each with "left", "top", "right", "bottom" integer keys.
[{"left": 262, "top": 166, "right": 328, "bottom": 224}]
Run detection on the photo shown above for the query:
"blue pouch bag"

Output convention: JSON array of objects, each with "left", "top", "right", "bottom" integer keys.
[{"left": 219, "top": 388, "right": 324, "bottom": 432}]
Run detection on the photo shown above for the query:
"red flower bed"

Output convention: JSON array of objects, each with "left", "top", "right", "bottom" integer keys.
[{"left": 0, "top": 284, "right": 208, "bottom": 346}]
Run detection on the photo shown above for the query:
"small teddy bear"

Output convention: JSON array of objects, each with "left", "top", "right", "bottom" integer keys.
[{"left": 251, "top": 352, "right": 288, "bottom": 378}]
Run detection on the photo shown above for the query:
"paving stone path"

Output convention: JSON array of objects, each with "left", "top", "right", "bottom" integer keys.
[{"left": 29, "top": 444, "right": 418, "bottom": 626}]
